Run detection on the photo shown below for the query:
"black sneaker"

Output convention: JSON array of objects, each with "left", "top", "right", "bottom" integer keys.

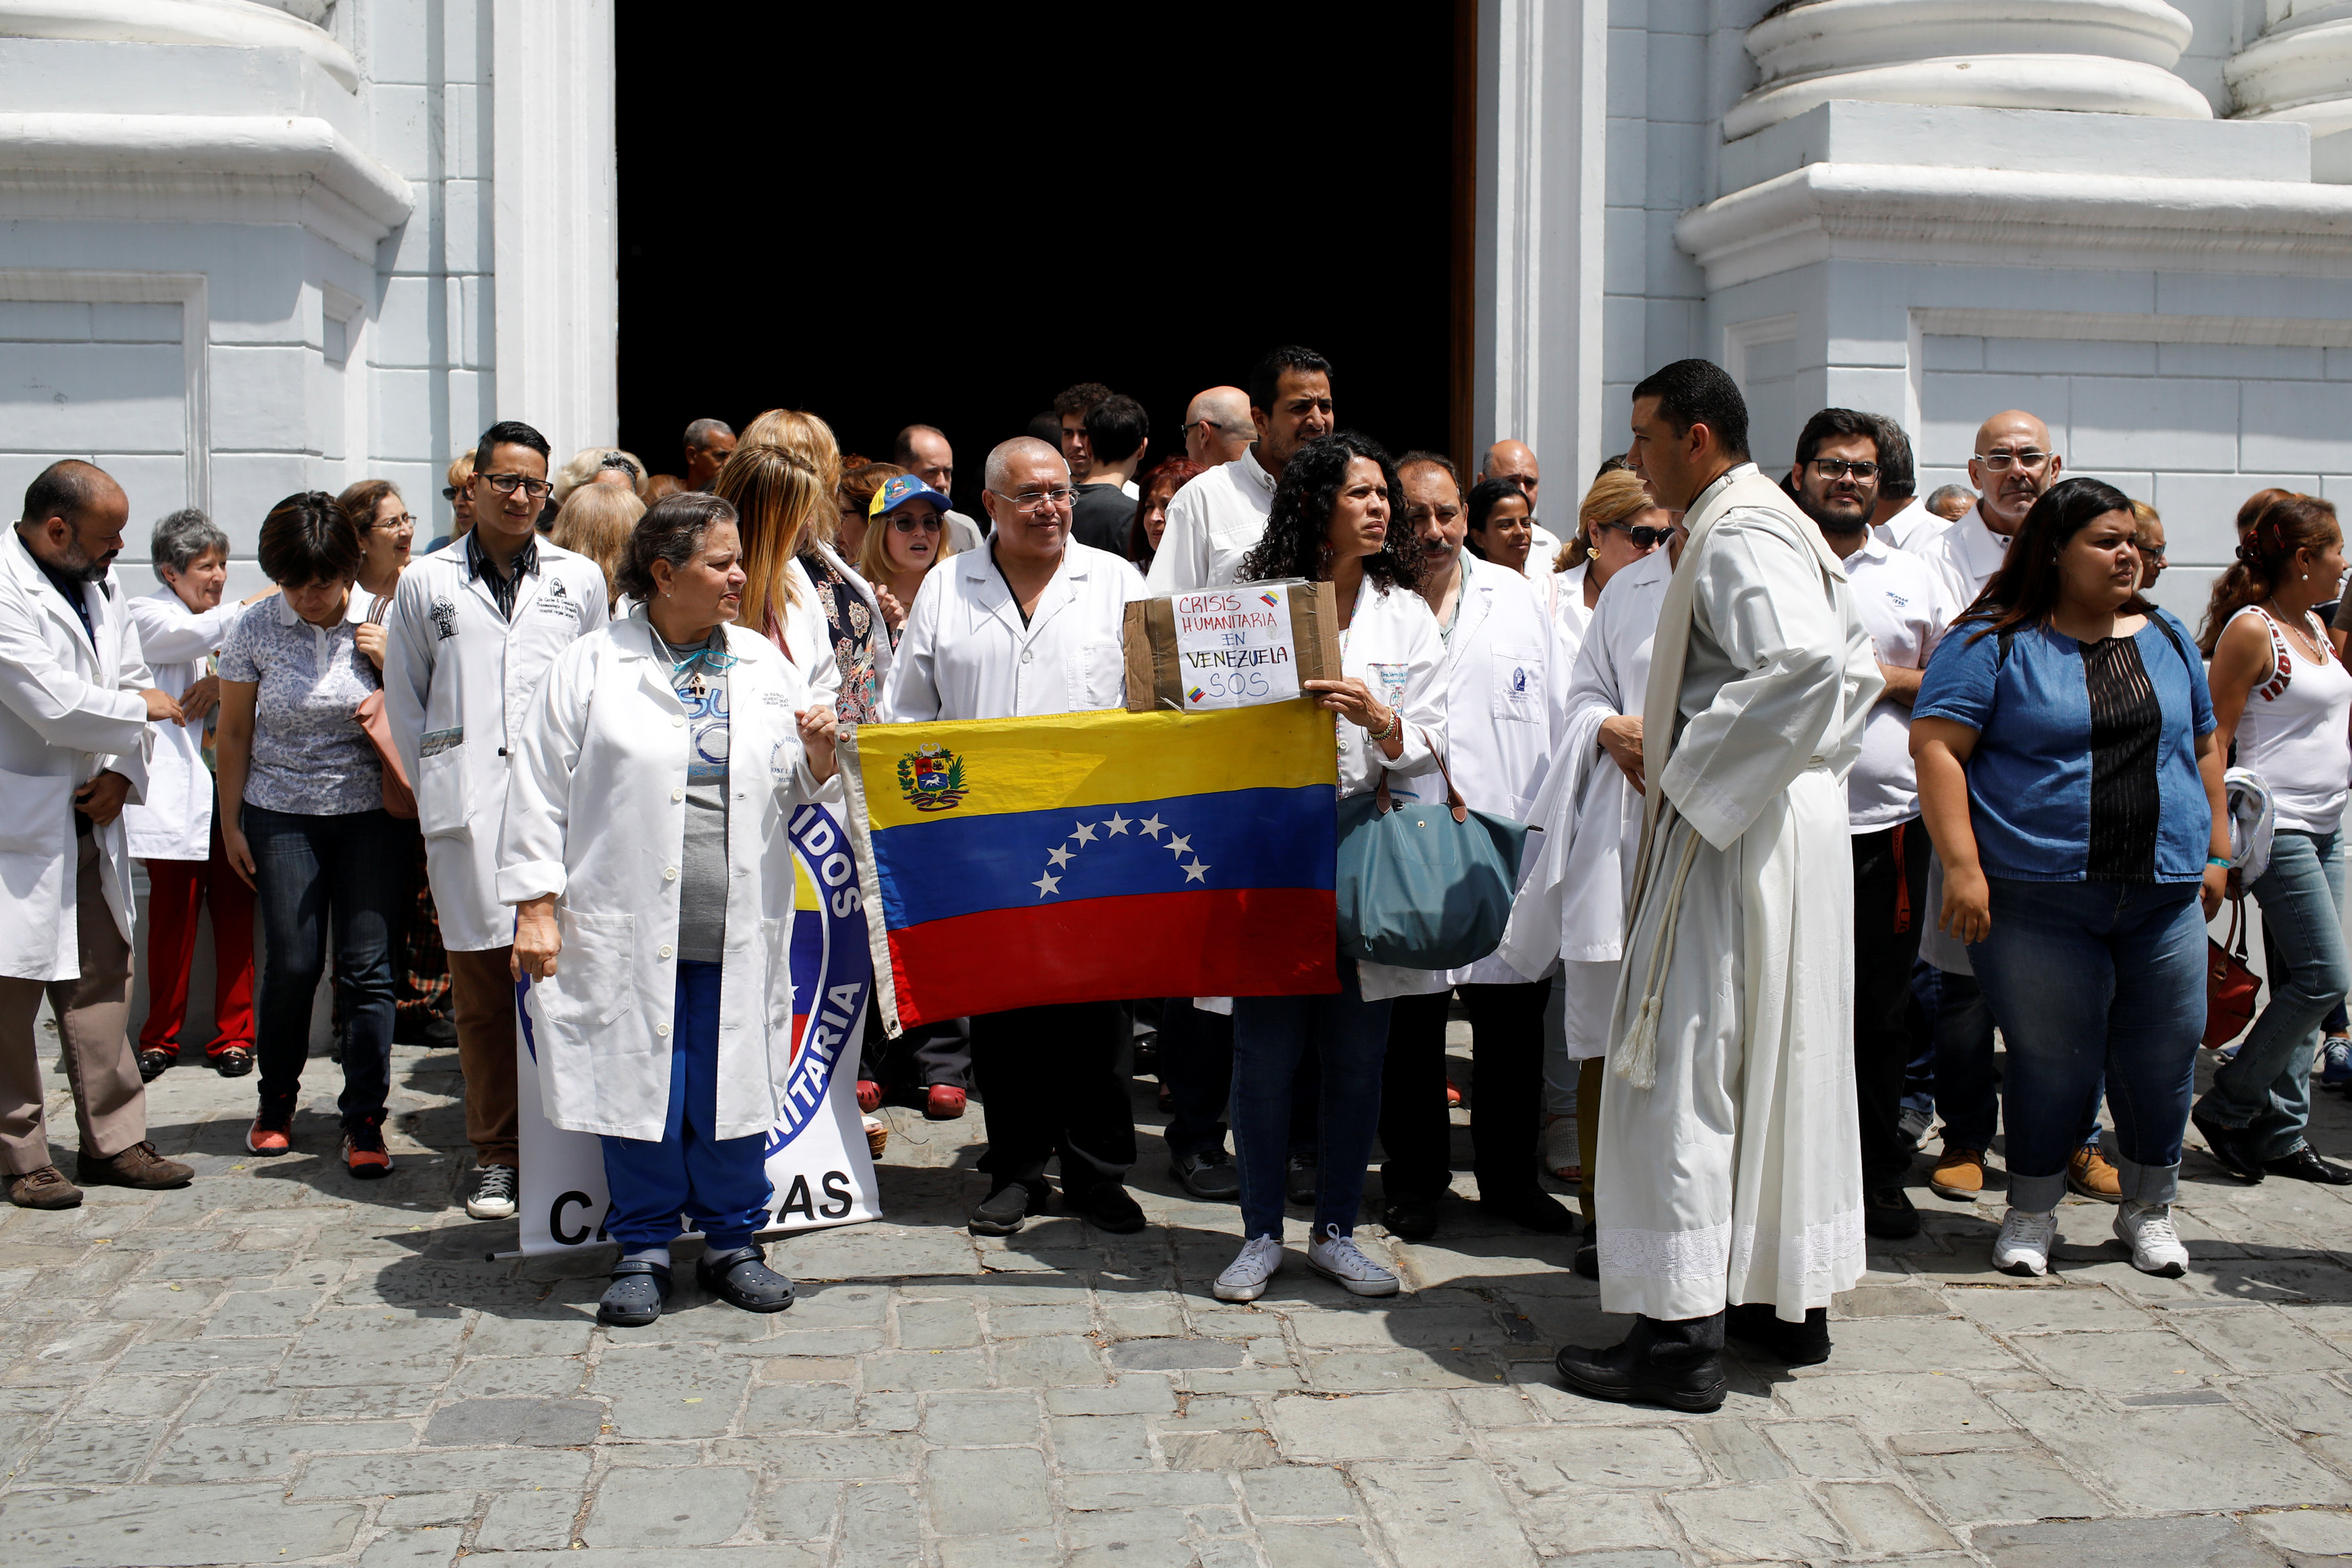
[
  {"left": 2191, "top": 1106, "right": 2265, "bottom": 1183},
  {"left": 466, "top": 1163, "right": 519, "bottom": 1219},
  {"left": 970, "top": 1182, "right": 1039, "bottom": 1236},
  {"left": 1863, "top": 1184, "right": 1921, "bottom": 1240},
  {"left": 1169, "top": 1148, "right": 1241, "bottom": 1202},
  {"left": 1480, "top": 1188, "right": 1577, "bottom": 1234},
  {"left": 1286, "top": 1151, "right": 1319, "bottom": 1207},
  {"left": 1726, "top": 1303, "right": 1831, "bottom": 1366}
]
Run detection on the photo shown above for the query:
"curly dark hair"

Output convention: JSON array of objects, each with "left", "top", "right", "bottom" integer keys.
[{"left": 1236, "top": 432, "right": 1423, "bottom": 593}]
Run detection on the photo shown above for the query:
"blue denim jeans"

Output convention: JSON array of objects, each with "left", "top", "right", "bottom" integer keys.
[
  {"left": 245, "top": 803, "right": 408, "bottom": 1131},
  {"left": 1924, "top": 963, "right": 2107, "bottom": 1156},
  {"left": 1230, "top": 955, "right": 1390, "bottom": 1239},
  {"left": 2204, "top": 829, "right": 2348, "bottom": 1160},
  {"left": 599, "top": 961, "right": 773, "bottom": 1254},
  {"left": 1969, "top": 878, "right": 2205, "bottom": 1211}
]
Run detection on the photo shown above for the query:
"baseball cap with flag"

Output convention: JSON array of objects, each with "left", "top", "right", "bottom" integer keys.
[{"left": 871, "top": 472, "right": 954, "bottom": 518}]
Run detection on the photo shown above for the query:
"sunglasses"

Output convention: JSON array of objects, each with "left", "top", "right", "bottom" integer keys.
[
  {"left": 889, "top": 515, "right": 944, "bottom": 534},
  {"left": 1596, "top": 520, "right": 1669, "bottom": 550}
]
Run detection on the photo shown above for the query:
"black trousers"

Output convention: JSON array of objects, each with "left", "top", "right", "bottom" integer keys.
[
  {"left": 859, "top": 1009, "right": 971, "bottom": 1091},
  {"left": 1159, "top": 998, "right": 1320, "bottom": 1165},
  {"left": 969, "top": 1001, "right": 1136, "bottom": 1194},
  {"left": 1853, "top": 822, "right": 1931, "bottom": 1188},
  {"left": 1379, "top": 978, "right": 1553, "bottom": 1204}
]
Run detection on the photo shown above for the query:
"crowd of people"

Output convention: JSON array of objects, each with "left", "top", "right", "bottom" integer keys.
[{"left": 3, "top": 344, "right": 2347, "bottom": 1410}]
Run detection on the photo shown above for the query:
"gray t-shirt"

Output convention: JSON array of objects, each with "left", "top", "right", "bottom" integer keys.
[
  {"left": 217, "top": 597, "right": 382, "bottom": 816},
  {"left": 660, "top": 627, "right": 731, "bottom": 964}
]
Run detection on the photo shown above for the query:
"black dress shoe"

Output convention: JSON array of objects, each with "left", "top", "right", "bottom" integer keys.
[
  {"left": 1553, "top": 1334, "right": 1725, "bottom": 1413},
  {"left": 1169, "top": 1148, "right": 1241, "bottom": 1202},
  {"left": 1286, "top": 1151, "right": 1319, "bottom": 1207},
  {"left": 2191, "top": 1106, "right": 2266, "bottom": 1182},
  {"left": 969, "top": 1182, "right": 1040, "bottom": 1236},
  {"left": 136, "top": 1048, "right": 173, "bottom": 1082},
  {"left": 2261, "top": 1145, "right": 2352, "bottom": 1185},
  {"left": 1574, "top": 1235, "right": 1600, "bottom": 1280},
  {"left": 1073, "top": 1182, "right": 1147, "bottom": 1235},
  {"left": 696, "top": 1244, "right": 796, "bottom": 1312},
  {"left": 1481, "top": 1188, "right": 1577, "bottom": 1234},
  {"left": 1726, "top": 1303, "right": 1832, "bottom": 1366},
  {"left": 1382, "top": 1198, "right": 1440, "bottom": 1240},
  {"left": 1863, "top": 1184, "right": 1921, "bottom": 1240},
  {"left": 598, "top": 1260, "right": 672, "bottom": 1327}
]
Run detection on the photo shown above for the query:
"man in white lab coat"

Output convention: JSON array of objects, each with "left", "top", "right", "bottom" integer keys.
[
  {"left": 0, "top": 462, "right": 194, "bottom": 1207},
  {"left": 1144, "top": 345, "right": 1333, "bottom": 594},
  {"left": 1553, "top": 361, "right": 1881, "bottom": 1412},
  {"left": 385, "top": 421, "right": 611, "bottom": 1220},
  {"left": 883, "top": 437, "right": 1150, "bottom": 1238}
]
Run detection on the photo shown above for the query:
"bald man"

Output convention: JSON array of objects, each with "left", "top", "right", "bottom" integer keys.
[
  {"left": 1479, "top": 439, "right": 1564, "bottom": 580},
  {"left": 1183, "top": 388, "right": 1254, "bottom": 467},
  {"left": 1912, "top": 410, "right": 2062, "bottom": 613}
]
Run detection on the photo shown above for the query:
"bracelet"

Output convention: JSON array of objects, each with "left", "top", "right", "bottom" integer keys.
[
  {"left": 2208, "top": 856, "right": 2232, "bottom": 869},
  {"left": 1369, "top": 709, "right": 1400, "bottom": 744}
]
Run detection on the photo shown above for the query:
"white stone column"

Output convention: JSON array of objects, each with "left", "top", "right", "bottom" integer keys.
[
  {"left": 1470, "top": 0, "right": 1607, "bottom": 486},
  {"left": 1726, "top": 0, "right": 2210, "bottom": 140},
  {"left": 2228, "top": 1, "right": 2352, "bottom": 183},
  {"left": 490, "top": 0, "right": 617, "bottom": 451}
]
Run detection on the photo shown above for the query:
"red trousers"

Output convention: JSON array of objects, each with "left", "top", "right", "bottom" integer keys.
[{"left": 138, "top": 814, "right": 255, "bottom": 1057}]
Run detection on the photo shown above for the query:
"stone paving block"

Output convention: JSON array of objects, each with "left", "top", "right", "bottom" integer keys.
[
  {"left": 787, "top": 1225, "right": 979, "bottom": 1280},
  {"left": 1799, "top": 1314, "right": 2023, "bottom": 1375},
  {"left": 1997, "top": 1387, "right": 2352, "bottom": 1512},
  {"left": 1271, "top": 1390, "right": 1471, "bottom": 1461},
  {"left": 984, "top": 1298, "right": 1099, "bottom": 1338},
  {"left": 589, "top": 1346, "right": 749, "bottom": 1438},
  {"left": 1060, "top": 1470, "right": 1236, "bottom": 1510},
  {"left": 755, "top": 1479, "right": 837, "bottom": 1541},
  {"left": 15, "top": 1420, "right": 166, "bottom": 1485},
  {"left": 710, "top": 1432, "right": 919, "bottom": 1478},
  {"left": 1059, "top": 1506, "right": 1204, "bottom": 1568},
  {"left": 2010, "top": 1327, "right": 2230, "bottom": 1392},
  {"left": 300, "top": 1381, "right": 443, "bottom": 1420},
  {"left": 1353, "top": 1460, "right": 1540, "bottom": 1566},
  {"left": 1048, "top": 1413, "right": 1153, "bottom": 1471},
  {"left": 204, "top": 1287, "right": 320, "bottom": 1338},
  {"left": 1490, "top": 1425, "right": 1708, "bottom": 1493},
  {"left": 896, "top": 1295, "right": 985, "bottom": 1347},
  {"left": 1177, "top": 1362, "right": 1306, "bottom": 1395},
  {"left": 1243, "top": 1464, "right": 1356, "bottom": 1518},
  {"left": 1686, "top": 1418, "right": 1796, "bottom": 1482},
  {"left": 1818, "top": 1479, "right": 1958, "bottom": 1555},
  {"left": 0, "top": 1481, "right": 366, "bottom": 1567},
  {"left": 2232, "top": 1371, "right": 2352, "bottom": 1434},
  {"left": 1513, "top": 1487, "right": 1679, "bottom": 1556},
  {"left": 1255, "top": 1522, "right": 1381, "bottom": 1567},
  {"left": 751, "top": 1355, "right": 859, "bottom": 1382},
  {"left": 1970, "top": 1514, "right": 2283, "bottom": 1566},
  {"left": 739, "top": 1379, "right": 859, "bottom": 1432},
  {"left": 1773, "top": 1370, "right": 2013, "bottom": 1436},
  {"left": 583, "top": 1463, "right": 755, "bottom": 1548},
  {"left": 2244, "top": 1508, "right": 2352, "bottom": 1558},
  {"left": 2168, "top": 1307, "right": 2350, "bottom": 1373},
  {"left": 860, "top": 1348, "right": 991, "bottom": 1391},
  {"left": 280, "top": 1311, "right": 466, "bottom": 1385},
  {"left": 1103, "top": 1303, "right": 1187, "bottom": 1340},
  {"left": 1834, "top": 1284, "right": 1950, "bottom": 1317},
  {"left": 73, "top": 1373, "right": 195, "bottom": 1418},
  {"left": 935, "top": 1534, "right": 1062, "bottom": 1568},
  {"left": 1108, "top": 1338, "right": 1247, "bottom": 1371},
  {"left": 859, "top": 1389, "right": 920, "bottom": 1430},
  {"left": 378, "top": 1492, "right": 477, "bottom": 1527},
  {"left": 995, "top": 1333, "right": 1112, "bottom": 1387},
  {"left": 448, "top": 1352, "right": 590, "bottom": 1399},
  {"left": 926, "top": 1445, "right": 1052, "bottom": 1534},
  {"left": 1761, "top": 1419, "right": 1884, "bottom": 1478},
  {"left": 33, "top": 1324, "right": 165, "bottom": 1379},
  {"left": 1949, "top": 1285, "right": 2155, "bottom": 1335},
  {"left": 837, "top": 1479, "right": 923, "bottom": 1565},
  {"left": 923, "top": 1389, "right": 1042, "bottom": 1445},
  {"left": 461, "top": 1315, "right": 595, "bottom": 1359},
  {"left": 179, "top": 1369, "right": 284, "bottom": 1425},
  {"left": 1044, "top": 1379, "right": 1178, "bottom": 1415},
  {"left": 773, "top": 1282, "right": 891, "bottom": 1328},
  {"left": 356, "top": 1525, "right": 464, "bottom": 1567},
  {"left": 1161, "top": 1428, "right": 1277, "bottom": 1469},
  {"left": 1306, "top": 1346, "right": 1502, "bottom": 1391},
  {"left": 1663, "top": 1478, "right": 1849, "bottom": 1562},
  {"left": 149, "top": 1420, "right": 415, "bottom": 1483},
  {"left": 293, "top": 1445, "right": 592, "bottom": 1499},
  {"left": 466, "top": 1552, "right": 819, "bottom": 1568},
  {"left": 423, "top": 1397, "right": 602, "bottom": 1446}
]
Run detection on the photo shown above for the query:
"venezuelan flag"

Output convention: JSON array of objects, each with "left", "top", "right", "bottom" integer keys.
[{"left": 840, "top": 701, "right": 1339, "bottom": 1031}]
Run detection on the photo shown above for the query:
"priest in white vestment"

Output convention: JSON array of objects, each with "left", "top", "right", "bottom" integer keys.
[{"left": 1553, "top": 360, "right": 1882, "bottom": 1413}]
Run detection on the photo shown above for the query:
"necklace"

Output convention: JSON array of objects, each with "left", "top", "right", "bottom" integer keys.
[
  {"left": 2263, "top": 598, "right": 2325, "bottom": 662},
  {"left": 648, "top": 623, "right": 736, "bottom": 699}
]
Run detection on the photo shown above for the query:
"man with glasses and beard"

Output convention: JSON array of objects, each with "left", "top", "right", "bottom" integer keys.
[
  {"left": 1786, "top": 410, "right": 1954, "bottom": 1242},
  {"left": 385, "top": 421, "right": 611, "bottom": 1221},
  {"left": 0, "top": 460, "right": 193, "bottom": 1208}
]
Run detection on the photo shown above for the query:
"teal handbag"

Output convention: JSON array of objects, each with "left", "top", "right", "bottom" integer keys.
[{"left": 1334, "top": 750, "right": 1530, "bottom": 970}]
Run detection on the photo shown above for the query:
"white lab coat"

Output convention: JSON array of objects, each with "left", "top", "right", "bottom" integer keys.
[
  {"left": 498, "top": 617, "right": 825, "bottom": 1141},
  {"left": 382, "top": 538, "right": 612, "bottom": 952},
  {"left": 1388, "top": 554, "right": 1570, "bottom": 992},
  {"left": 121, "top": 586, "right": 241, "bottom": 861},
  {"left": 0, "top": 531, "right": 153, "bottom": 979},
  {"left": 1550, "top": 560, "right": 1593, "bottom": 666},
  {"left": 882, "top": 539, "right": 1148, "bottom": 722}
]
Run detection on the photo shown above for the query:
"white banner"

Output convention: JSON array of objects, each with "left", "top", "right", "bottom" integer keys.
[{"left": 515, "top": 804, "right": 881, "bottom": 1254}]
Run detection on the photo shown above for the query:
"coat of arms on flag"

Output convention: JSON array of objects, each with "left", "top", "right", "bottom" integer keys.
[{"left": 839, "top": 702, "right": 1341, "bottom": 1031}]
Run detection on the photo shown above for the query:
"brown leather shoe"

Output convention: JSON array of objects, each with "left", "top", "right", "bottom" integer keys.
[
  {"left": 75, "top": 1141, "right": 193, "bottom": 1190},
  {"left": 1929, "top": 1144, "right": 1986, "bottom": 1201},
  {"left": 7, "top": 1165, "right": 83, "bottom": 1209},
  {"left": 2068, "top": 1145, "right": 2124, "bottom": 1202}
]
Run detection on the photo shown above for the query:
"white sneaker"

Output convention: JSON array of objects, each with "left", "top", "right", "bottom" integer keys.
[
  {"left": 1214, "top": 1235, "right": 1284, "bottom": 1302},
  {"left": 1307, "top": 1225, "right": 1400, "bottom": 1297},
  {"left": 1992, "top": 1207, "right": 2058, "bottom": 1276},
  {"left": 2113, "top": 1200, "right": 2189, "bottom": 1278}
]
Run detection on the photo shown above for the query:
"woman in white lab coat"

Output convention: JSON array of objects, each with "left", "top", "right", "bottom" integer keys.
[
  {"left": 124, "top": 509, "right": 269, "bottom": 1080},
  {"left": 502, "top": 493, "right": 839, "bottom": 1330},
  {"left": 1214, "top": 432, "right": 1445, "bottom": 1307}
]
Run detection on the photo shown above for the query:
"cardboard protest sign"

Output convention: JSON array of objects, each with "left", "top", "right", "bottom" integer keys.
[{"left": 1122, "top": 577, "right": 1340, "bottom": 713}]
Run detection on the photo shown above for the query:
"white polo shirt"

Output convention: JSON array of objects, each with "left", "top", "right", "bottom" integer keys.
[
  {"left": 1841, "top": 533, "right": 1955, "bottom": 830},
  {"left": 1143, "top": 447, "right": 1278, "bottom": 593},
  {"left": 1910, "top": 501, "right": 2013, "bottom": 618}
]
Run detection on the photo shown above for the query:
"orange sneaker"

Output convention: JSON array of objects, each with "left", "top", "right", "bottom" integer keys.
[
  {"left": 245, "top": 1111, "right": 292, "bottom": 1156},
  {"left": 925, "top": 1085, "right": 967, "bottom": 1121},
  {"left": 341, "top": 1122, "right": 394, "bottom": 1180}
]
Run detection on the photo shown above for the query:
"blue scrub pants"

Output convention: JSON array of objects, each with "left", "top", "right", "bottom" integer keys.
[{"left": 598, "top": 961, "right": 773, "bottom": 1254}]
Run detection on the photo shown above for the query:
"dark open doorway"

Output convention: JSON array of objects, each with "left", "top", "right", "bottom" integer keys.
[{"left": 616, "top": 9, "right": 1464, "bottom": 514}]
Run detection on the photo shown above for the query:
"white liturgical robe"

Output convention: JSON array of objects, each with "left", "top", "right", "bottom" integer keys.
[{"left": 1597, "top": 464, "right": 1881, "bottom": 1323}]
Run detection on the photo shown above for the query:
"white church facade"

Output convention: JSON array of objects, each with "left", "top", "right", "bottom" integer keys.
[{"left": 4, "top": 0, "right": 2350, "bottom": 617}]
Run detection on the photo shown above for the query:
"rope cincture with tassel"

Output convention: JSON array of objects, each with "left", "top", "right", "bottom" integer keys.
[{"left": 1614, "top": 828, "right": 1701, "bottom": 1092}]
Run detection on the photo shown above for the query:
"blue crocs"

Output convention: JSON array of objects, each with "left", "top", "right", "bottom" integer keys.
[{"left": 597, "top": 1259, "right": 673, "bottom": 1328}]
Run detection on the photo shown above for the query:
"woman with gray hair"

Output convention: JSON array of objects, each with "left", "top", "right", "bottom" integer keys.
[{"left": 124, "top": 511, "right": 274, "bottom": 1080}]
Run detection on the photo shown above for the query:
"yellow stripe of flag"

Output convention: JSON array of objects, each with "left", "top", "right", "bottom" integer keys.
[{"left": 853, "top": 700, "right": 1334, "bottom": 830}]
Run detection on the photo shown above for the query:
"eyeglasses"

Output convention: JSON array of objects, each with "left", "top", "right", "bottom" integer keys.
[
  {"left": 1974, "top": 449, "right": 2052, "bottom": 472},
  {"left": 2142, "top": 543, "right": 2168, "bottom": 561},
  {"left": 1809, "top": 458, "right": 1880, "bottom": 481},
  {"left": 481, "top": 473, "right": 553, "bottom": 500},
  {"left": 889, "top": 515, "right": 944, "bottom": 534},
  {"left": 1596, "top": 521, "right": 1669, "bottom": 550},
  {"left": 989, "top": 486, "right": 1077, "bottom": 515},
  {"left": 370, "top": 512, "right": 415, "bottom": 533}
]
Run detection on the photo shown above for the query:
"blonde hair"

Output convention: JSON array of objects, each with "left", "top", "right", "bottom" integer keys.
[
  {"left": 741, "top": 409, "right": 843, "bottom": 541},
  {"left": 551, "top": 447, "right": 648, "bottom": 510},
  {"left": 548, "top": 484, "right": 645, "bottom": 609},
  {"left": 1560, "top": 469, "right": 1654, "bottom": 572},
  {"left": 712, "top": 443, "right": 825, "bottom": 637},
  {"left": 857, "top": 496, "right": 960, "bottom": 585},
  {"left": 444, "top": 451, "right": 476, "bottom": 539}
]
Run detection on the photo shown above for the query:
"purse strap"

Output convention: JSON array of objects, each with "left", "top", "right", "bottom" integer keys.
[
  {"left": 1371, "top": 727, "right": 1468, "bottom": 824},
  {"left": 2226, "top": 894, "right": 2248, "bottom": 960}
]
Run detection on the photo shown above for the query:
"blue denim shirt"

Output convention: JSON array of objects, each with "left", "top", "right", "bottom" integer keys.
[{"left": 1915, "top": 609, "right": 2214, "bottom": 885}]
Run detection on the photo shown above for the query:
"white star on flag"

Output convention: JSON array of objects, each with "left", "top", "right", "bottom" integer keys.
[
  {"left": 1071, "top": 821, "right": 1099, "bottom": 844},
  {"left": 1165, "top": 833, "right": 1193, "bottom": 858},
  {"left": 1183, "top": 859, "right": 1210, "bottom": 883},
  {"left": 1032, "top": 871, "right": 1061, "bottom": 898},
  {"left": 1046, "top": 845, "right": 1073, "bottom": 869},
  {"left": 1104, "top": 812, "right": 1131, "bottom": 835},
  {"left": 1138, "top": 814, "right": 1165, "bottom": 838}
]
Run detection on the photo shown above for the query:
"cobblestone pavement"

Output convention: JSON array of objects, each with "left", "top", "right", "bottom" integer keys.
[{"left": 5, "top": 1027, "right": 2352, "bottom": 1568}]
